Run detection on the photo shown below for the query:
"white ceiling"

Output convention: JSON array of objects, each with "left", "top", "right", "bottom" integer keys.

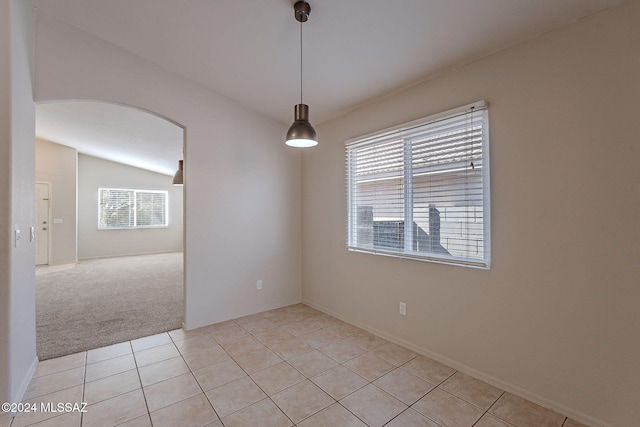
[
  {"left": 36, "top": 102, "right": 184, "bottom": 176},
  {"left": 34, "top": 0, "right": 624, "bottom": 172}
]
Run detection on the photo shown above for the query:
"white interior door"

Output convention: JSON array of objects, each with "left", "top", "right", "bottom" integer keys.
[{"left": 35, "top": 182, "right": 50, "bottom": 265}]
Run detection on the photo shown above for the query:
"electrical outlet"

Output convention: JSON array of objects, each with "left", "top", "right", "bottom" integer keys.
[
  {"left": 399, "top": 302, "right": 406, "bottom": 316},
  {"left": 257, "top": 280, "right": 263, "bottom": 290}
]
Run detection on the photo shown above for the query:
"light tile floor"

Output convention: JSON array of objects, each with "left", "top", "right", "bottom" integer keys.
[{"left": 1, "top": 304, "right": 588, "bottom": 427}]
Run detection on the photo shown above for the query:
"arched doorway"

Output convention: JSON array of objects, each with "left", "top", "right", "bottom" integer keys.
[{"left": 34, "top": 100, "right": 186, "bottom": 359}]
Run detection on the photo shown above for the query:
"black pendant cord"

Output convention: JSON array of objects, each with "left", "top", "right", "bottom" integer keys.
[{"left": 300, "top": 20, "right": 303, "bottom": 105}]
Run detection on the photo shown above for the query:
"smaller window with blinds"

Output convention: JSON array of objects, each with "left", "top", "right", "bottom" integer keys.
[
  {"left": 98, "top": 188, "right": 168, "bottom": 229},
  {"left": 346, "top": 101, "right": 490, "bottom": 268}
]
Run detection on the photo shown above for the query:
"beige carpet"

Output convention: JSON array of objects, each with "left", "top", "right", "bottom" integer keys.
[{"left": 36, "top": 252, "right": 183, "bottom": 360}]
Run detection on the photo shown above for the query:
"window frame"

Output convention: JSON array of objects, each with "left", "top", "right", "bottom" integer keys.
[
  {"left": 346, "top": 101, "right": 491, "bottom": 269},
  {"left": 98, "top": 187, "right": 169, "bottom": 230}
]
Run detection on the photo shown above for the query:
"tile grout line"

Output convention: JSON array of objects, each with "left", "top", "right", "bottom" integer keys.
[
  {"left": 177, "top": 324, "right": 234, "bottom": 426},
  {"left": 280, "top": 320, "right": 382, "bottom": 425},
  {"left": 455, "top": 387, "right": 505, "bottom": 427},
  {"left": 129, "top": 332, "right": 217, "bottom": 423},
  {"left": 28, "top": 304, "right": 580, "bottom": 427},
  {"left": 79, "top": 350, "right": 87, "bottom": 427},
  {"left": 47, "top": 313, "right": 319, "bottom": 424},
  {"left": 291, "top": 327, "right": 443, "bottom": 426},
  {"left": 227, "top": 321, "right": 298, "bottom": 426},
  {"left": 221, "top": 317, "right": 356, "bottom": 425},
  {"left": 128, "top": 340, "right": 153, "bottom": 427},
  {"left": 379, "top": 357, "right": 446, "bottom": 427},
  {"left": 248, "top": 321, "right": 395, "bottom": 426},
  {"left": 18, "top": 353, "right": 89, "bottom": 427}
]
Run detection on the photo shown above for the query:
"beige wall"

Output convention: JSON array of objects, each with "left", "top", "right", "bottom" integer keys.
[
  {"left": 302, "top": 2, "right": 640, "bottom": 426},
  {"left": 35, "top": 139, "right": 77, "bottom": 265},
  {"left": 77, "top": 154, "right": 183, "bottom": 259},
  {"left": 35, "top": 14, "right": 302, "bottom": 329},
  {"left": 0, "top": 0, "right": 37, "bottom": 408},
  {"left": 35, "top": 140, "right": 181, "bottom": 262}
]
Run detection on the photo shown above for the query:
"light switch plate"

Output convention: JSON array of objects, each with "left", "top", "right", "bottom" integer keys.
[{"left": 399, "top": 302, "right": 406, "bottom": 316}]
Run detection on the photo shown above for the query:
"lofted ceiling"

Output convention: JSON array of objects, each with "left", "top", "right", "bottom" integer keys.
[
  {"left": 36, "top": 102, "right": 184, "bottom": 176},
  {"left": 33, "top": 0, "right": 624, "bottom": 172}
]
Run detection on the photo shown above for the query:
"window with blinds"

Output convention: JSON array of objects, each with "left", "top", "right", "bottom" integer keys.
[
  {"left": 98, "top": 188, "right": 168, "bottom": 229},
  {"left": 346, "top": 101, "right": 490, "bottom": 268}
]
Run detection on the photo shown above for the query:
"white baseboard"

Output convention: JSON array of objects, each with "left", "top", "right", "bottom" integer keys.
[
  {"left": 78, "top": 250, "right": 182, "bottom": 261},
  {"left": 8, "top": 356, "right": 39, "bottom": 415},
  {"left": 303, "top": 299, "right": 611, "bottom": 427},
  {"left": 183, "top": 298, "right": 303, "bottom": 331}
]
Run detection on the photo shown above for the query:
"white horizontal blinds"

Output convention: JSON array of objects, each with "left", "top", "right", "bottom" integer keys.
[
  {"left": 98, "top": 188, "right": 168, "bottom": 229},
  {"left": 410, "top": 107, "right": 486, "bottom": 262},
  {"left": 136, "top": 191, "right": 167, "bottom": 227},
  {"left": 99, "top": 188, "right": 134, "bottom": 228},
  {"left": 346, "top": 101, "right": 489, "bottom": 268},
  {"left": 348, "top": 137, "right": 405, "bottom": 251}
]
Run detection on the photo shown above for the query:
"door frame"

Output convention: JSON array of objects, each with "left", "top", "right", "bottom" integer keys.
[{"left": 35, "top": 181, "right": 53, "bottom": 266}]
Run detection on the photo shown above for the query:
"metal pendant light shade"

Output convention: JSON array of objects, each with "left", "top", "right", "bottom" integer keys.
[
  {"left": 285, "top": 1, "right": 317, "bottom": 148},
  {"left": 286, "top": 104, "right": 317, "bottom": 147},
  {"left": 172, "top": 160, "right": 183, "bottom": 186}
]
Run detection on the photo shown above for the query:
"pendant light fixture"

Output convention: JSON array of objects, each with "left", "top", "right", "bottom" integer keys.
[
  {"left": 285, "top": 1, "right": 318, "bottom": 148},
  {"left": 172, "top": 160, "right": 183, "bottom": 186}
]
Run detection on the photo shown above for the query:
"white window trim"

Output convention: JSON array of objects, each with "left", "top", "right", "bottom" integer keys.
[
  {"left": 98, "top": 187, "right": 169, "bottom": 230},
  {"left": 346, "top": 101, "right": 491, "bottom": 269}
]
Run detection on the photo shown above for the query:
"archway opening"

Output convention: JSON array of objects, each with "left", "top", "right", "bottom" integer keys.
[{"left": 34, "top": 100, "right": 186, "bottom": 359}]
